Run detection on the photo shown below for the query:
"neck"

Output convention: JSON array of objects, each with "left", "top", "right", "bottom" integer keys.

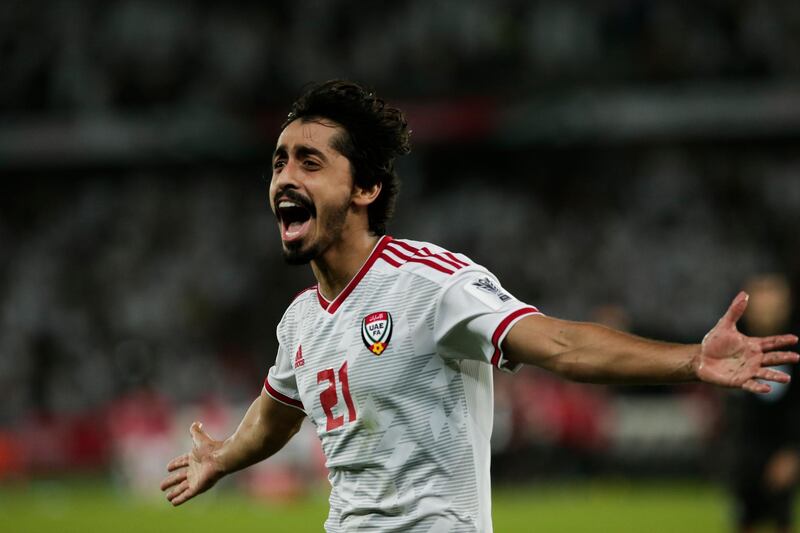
[{"left": 312, "top": 231, "right": 381, "bottom": 301}]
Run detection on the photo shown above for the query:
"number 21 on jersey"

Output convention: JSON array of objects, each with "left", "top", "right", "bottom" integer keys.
[{"left": 317, "top": 361, "right": 357, "bottom": 431}]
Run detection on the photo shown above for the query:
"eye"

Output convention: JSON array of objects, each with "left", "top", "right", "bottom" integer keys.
[
  {"left": 273, "top": 159, "right": 286, "bottom": 171},
  {"left": 303, "top": 159, "right": 321, "bottom": 170}
]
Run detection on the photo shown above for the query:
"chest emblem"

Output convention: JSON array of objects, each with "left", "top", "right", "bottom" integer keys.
[{"left": 361, "top": 311, "right": 393, "bottom": 355}]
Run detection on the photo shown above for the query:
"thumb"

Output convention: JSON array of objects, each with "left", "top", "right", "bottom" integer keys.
[
  {"left": 721, "top": 291, "right": 749, "bottom": 327},
  {"left": 190, "top": 421, "right": 211, "bottom": 448}
]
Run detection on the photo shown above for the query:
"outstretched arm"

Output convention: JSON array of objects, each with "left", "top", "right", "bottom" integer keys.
[
  {"left": 160, "top": 389, "right": 305, "bottom": 506},
  {"left": 503, "top": 292, "right": 799, "bottom": 393}
]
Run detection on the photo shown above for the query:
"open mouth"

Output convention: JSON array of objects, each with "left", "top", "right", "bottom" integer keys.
[{"left": 276, "top": 197, "right": 314, "bottom": 243}]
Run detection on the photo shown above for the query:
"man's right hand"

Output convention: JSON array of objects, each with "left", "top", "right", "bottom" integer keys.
[{"left": 160, "top": 421, "right": 225, "bottom": 506}]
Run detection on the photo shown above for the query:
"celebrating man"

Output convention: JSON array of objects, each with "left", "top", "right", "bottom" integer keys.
[{"left": 161, "top": 80, "right": 799, "bottom": 532}]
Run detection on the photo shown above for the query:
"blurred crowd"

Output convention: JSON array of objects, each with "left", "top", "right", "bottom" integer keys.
[
  {"left": 1, "top": 0, "right": 799, "bottom": 503},
  {"left": 3, "top": 149, "right": 798, "bottom": 485},
  {"left": 3, "top": 0, "right": 800, "bottom": 113}
]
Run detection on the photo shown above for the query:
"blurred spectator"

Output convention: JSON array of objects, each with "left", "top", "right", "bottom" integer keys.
[{"left": 726, "top": 273, "right": 799, "bottom": 533}]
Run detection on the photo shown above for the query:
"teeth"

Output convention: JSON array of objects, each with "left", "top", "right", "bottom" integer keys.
[{"left": 278, "top": 200, "right": 299, "bottom": 208}]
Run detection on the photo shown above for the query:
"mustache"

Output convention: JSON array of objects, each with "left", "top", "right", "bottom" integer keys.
[{"left": 274, "top": 188, "right": 316, "bottom": 217}]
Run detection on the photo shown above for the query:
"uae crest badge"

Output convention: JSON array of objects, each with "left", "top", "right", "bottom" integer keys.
[{"left": 361, "top": 311, "right": 393, "bottom": 355}]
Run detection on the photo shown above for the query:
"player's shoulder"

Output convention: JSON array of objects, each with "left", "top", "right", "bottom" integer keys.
[
  {"left": 379, "top": 237, "right": 489, "bottom": 286},
  {"left": 290, "top": 284, "right": 318, "bottom": 304},
  {"left": 278, "top": 284, "right": 319, "bottom": 328}
]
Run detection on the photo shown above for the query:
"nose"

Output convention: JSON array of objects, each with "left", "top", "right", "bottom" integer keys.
[{"left": 270, "top": 158, "right": 302, "bottom": 201}]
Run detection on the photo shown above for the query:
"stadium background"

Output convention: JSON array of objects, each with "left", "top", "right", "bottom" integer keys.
[{"left": 2, "top": 1, "right": 799, "bottom": 531}]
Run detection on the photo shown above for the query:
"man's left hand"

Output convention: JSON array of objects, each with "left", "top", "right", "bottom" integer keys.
[{"left": 696, "top": 291, "right": 799, "bottom": 393}]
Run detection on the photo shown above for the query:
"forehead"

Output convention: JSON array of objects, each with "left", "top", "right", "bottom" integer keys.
[{"left": 276, "top": 119, "right": 343, "bottom": 154}]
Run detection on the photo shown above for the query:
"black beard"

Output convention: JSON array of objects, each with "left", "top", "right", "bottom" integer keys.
[
  {"left": 280, "top": 199, "right": 350, "bottom": 266},
  {"left": 282, "top": 240, "right": 320, "bottom": 265}
]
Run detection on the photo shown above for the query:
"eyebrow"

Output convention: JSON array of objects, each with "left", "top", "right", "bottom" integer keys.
[{"left": 272, "top": 144, "right": 328, "bottom": 162}]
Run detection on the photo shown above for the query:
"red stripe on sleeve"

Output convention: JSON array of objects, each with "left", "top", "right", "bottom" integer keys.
[
  {"left": 390, "top": 239, "right": 422, "bottom": 255},
  {"left": 394, "top": 240, "right": 468, "bottom": 271},
  {"left": 490, "top": 307, "right": 540, "bottom": 367},
  {"left": 443, "top": 251, "right": 470, "bottom": 267},
  {"left": 379, "top": 253, "right": 403, "bottom": 268},
  {"left": 385, "top": 244, "right": 455, "bottom": 275},
  {"left": 420, "top": 247, "right": 464, "bottom": 269},
  {"left": 264, "top": 377, "right": 305, "bottom": 411}
]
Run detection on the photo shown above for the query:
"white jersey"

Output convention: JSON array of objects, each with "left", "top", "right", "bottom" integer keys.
[{"left": 264, "top": 236, "right": 540, "bottom": 532}]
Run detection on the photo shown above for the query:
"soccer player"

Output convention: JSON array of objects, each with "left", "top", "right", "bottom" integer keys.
[{"left": 160, "top": 80, "right": 799, "bottom": 532}]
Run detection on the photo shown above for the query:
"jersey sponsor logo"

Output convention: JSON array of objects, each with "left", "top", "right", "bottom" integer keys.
[
  {"left": 472, "top": 277, "right": 511, "bottom": 302},
  {"left": 294, "top": 345, "right": 305, "bottom": 368},
  {"left": 361, "top": 311, "right": 393, "bottom": 355}
]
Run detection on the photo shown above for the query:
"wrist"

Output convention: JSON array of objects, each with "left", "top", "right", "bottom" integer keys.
[
  {"left": 688, "top": 343, "right": 703, "bottom": 382},
  {"left": 208, "top": 442, "right": 230, "bottom": 478}
]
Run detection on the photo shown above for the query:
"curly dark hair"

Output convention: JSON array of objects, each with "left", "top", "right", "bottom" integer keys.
[{"left": 282, "top": 80, "right": 411, "bottom": 235}]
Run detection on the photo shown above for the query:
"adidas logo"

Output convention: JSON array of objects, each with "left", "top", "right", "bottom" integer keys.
[{"left": 294, "top": 345, "right": 305, "bottom": 368}]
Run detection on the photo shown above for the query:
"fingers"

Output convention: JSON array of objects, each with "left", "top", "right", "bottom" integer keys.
[
  {"left": 743, "top": 379, "right": 771, "bottom": 394},
  {"left": 755, "top": 367, "right": 791, "bottom": 384},
  {"left": 762, "top": 351, "right": 800, "bottom": 366},
  {"left": 721, "top": 291, "right": 749, "bottom": 327},
  {"left": 160, "top": 470, "right": 187, "bottom": 492},
  {"left": 167, "top": 453, "right": 190, "bottom": 472},
  {"left": 759, "top": 335, "right": 799, "bottom": 352},
  {"left": 163, "top": 422, "right": 212, "bottom": 506},
  {"left": 166, "top": 480, "right": 192, "bottom": 506},
  {"left": 743, "top": 367, "right": 792, "bottom": 394}
]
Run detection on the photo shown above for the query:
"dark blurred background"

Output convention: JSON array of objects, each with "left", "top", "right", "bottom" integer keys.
[{"left": 1, "top": 0, "right": 799, "bottom": 515}]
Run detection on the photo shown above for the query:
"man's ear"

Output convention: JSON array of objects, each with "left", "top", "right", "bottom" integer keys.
[{"left": 352, "top": 181, "right": 382, "bottom": 207}]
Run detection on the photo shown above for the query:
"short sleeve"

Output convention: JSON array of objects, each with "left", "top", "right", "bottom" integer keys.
[
  {"left": 263, "top": 343, "right": 305, "bottom": 412},
  {"left": 434, "top": 270, "right": 542, "bottom": 373}
]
